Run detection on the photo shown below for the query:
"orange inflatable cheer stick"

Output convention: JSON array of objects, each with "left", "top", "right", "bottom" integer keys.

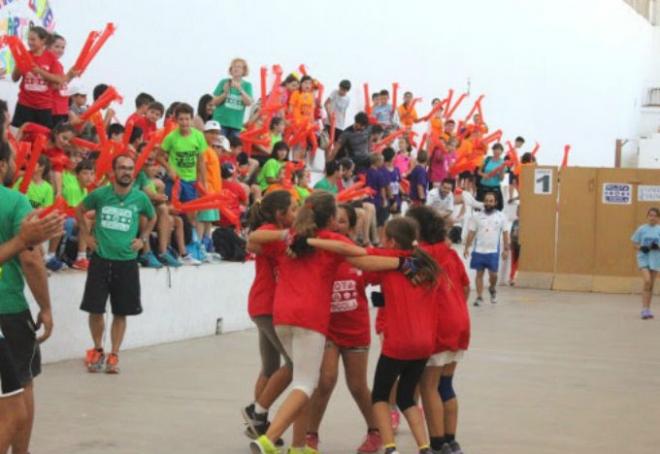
[
  {"left": 531, "top": 142, "right": 540, "bottom": 157},
  {"left": 94, "top": 141, "right": 118, "bottom": 182},
  {"left": 419, "top": 133, "right": 428, "bottom": 151},
  {"left": 282, "top": 161, "right": 306, "bottom": 188},
  {"left": 482, "top": 129, "right": 503, "bottom": 146},
  {"left": 38, "top": 196, "right": 68, "bottom": 219},
  {"left": 78, "top": 86, "right": 123, "bottom": 127},
  {"left": 505, "top": 141, "right": 522, "bottom": 176},
  {"left": 337, "top": 187, "right": 375, "bottom": 203},
  {"left": 73, "top": 23, "right": 116, "bottom": 74},
  {"left": 463, "top": 95, "right": 485, "bottom": 123},
  {"left": 71, "top": 30, "right": 99, "bottom": 74},
  {"left": 19, "top": 134, "right": 47, "bottom": 194},
  {"left": 171, "top": 178, "right": 182, "bottom": 210},
  {"left": 445, "top": 93, "right": 467, "bottom": 120},
  {"left": 420, "top": 101, "right": 444, "bottom": 122},
  {"left": 372, "top": 129, "right": 407, "bottom": 153},
  {"left": 133, "top": 125, "right": 172, "bottom": 177},
  {"left": 391, "top": 82, "right": 399, "bottom": 114},
  {"left": 561, "top": 145, "right": 571, "bottom": 168},
  {"left": 442, "top": 89, "right": 454, "bottom": 118},
  {"left": 2, "top": 36, "right": 36, "bottom": 74},
  {"left": 260, "top": 66, "right": 268, "bottom": 104},
  {"left": 315, "top": 82, "right": 324, "bottom": 106},
  {"left": 298, "top": 64, "right": 308, "bottom": 76},
  {"left": 363, "top": 83, "right": 372, "bottom": 115}
]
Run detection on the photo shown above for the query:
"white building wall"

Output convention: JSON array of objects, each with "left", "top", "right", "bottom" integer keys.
[{"left": 0, "top": 0, "right": 653, "bottom": 167}]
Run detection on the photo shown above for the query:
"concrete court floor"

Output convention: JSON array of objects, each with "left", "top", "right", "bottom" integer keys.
[{"left": 30, "top": 287, "right": 660, "bottom": 454}]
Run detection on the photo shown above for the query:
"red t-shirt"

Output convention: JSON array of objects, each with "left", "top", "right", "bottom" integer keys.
[
  {"left": 18, "top": 50, "right": 62, "bottom": 110},
  {"left": 328, "top": 260, "right": 377, "bottom": 348},
  {"left": 126, "top": 113, "right": 148, "bottom": 136},
  {"left": 272, "top": 230, "right": 350, "bottom": 335},
  {"left": 422, "top": 242, "right": 471, "bottom": 352},
  {"left": 45, "top": 147, "right": 68, "bottom": 172},
  {"left": 218, "top": 179, "right": 247, "bottom": 228},
  {"left": 248, "top": 224, "right": 285, "bottom": 318},
  {"left": 379, "top": 270, "right": 438, "bottom": 360},
  {"left": 142, "top": 120, "right": 157, "bottom": 141},
  {"left": 52, "top": 80, "right": 69, "bottom": 116}
]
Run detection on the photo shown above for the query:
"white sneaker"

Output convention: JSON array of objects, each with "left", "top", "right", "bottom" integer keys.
[{"left": 180, "top": 254, "right": 202, "bottom": 266}]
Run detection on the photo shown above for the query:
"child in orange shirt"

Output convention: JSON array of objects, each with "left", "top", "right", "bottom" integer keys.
[
  {"left": 289, "top": 76, "right": 315, "bottom": 126},
  {"left": 397, "top": 92, "right": 419, "bottom": 129}
]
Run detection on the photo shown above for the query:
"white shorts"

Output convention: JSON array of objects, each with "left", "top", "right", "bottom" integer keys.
[
  {"left": 275, "top": 325, "right": 326, "bottom": 397},
  {"left": 427, "top": 350, "right": 465, "bottom": 367}
]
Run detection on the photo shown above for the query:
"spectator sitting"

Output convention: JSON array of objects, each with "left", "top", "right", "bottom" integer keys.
[
  {"left": 256, "top": 141, "right": 289, "bottom": 193},
  {"left": 313, "top": 160, "right": 340, "bottom": 194}
]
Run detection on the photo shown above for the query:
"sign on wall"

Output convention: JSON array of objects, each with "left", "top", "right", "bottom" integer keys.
[
  {"left": 534, "top": 168, "right": 553, "bottom": 195},
  {"left": 602, "top": 183, "right": 632, "bottom": 205},
  {"left": 638, "top": 185, "right": 660, "bottom": 202}
]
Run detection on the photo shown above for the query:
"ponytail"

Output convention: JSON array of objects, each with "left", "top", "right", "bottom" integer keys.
[
  {"left": 293, "top": 191, "right": 336, "bottom": 237},
  {"left": 248, "top": 189, "right": 292, "bottom": 231},
  {"left": 385, "top": 217, "right": 441, "bottom": 286},
  {"left": 410, "top": 246, "right": 440, "bottom": 287}
]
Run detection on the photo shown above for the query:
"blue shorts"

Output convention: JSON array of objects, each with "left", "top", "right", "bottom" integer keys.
[
  {"left": 165, "top": 178, "right": 198, "bottom": 203},
  {"left": 637, "top": 251, "right": 660, "bottom": 271},
  {"left": 470, "top": 252, "right": 499, "bottom": 272}
]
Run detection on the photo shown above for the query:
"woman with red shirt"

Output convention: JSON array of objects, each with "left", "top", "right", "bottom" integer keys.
[
  {"left": 47, "top": 33, "right": 70, "bottom": 127},
  {"left": 305, "top": 204, "right": 382, "bottom": 454},
  {"left": 11, "top": 27, "right": 75, "bottom": 128},
  {"left": 407, "top": 206, "right": 470, "bottom": 454},
  {"left": 242, "top": 191, "right": 297, "bottom": 444}
]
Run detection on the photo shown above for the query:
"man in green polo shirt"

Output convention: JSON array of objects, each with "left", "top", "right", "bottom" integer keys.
[
  {"left": 0, "top": 139, "right": 56, "bottom": 454},
  {"left": 77, "top": 154, "right": 156, "bottom": 374}
]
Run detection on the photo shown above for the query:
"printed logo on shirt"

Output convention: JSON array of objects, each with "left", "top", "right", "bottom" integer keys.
[
  {"left": 331, "top": 279, "right": 358, "bottom": 313},
  {"left": 24, "top": 69, "right": 48, "bottom": 92},
  {"left": 174, "top": 150, "right": 198, "bottom": 169},
  {"left": 100, "top": 205, "right": 134, "bottom": 232},
  {"left": 226, "top": 93, "right": 243, "bottom": 111}
]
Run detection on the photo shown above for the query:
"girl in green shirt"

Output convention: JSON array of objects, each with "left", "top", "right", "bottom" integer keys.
[
  {"left": 13, "top": 155, "right": 54, "bottom": 209},
  {"left": 256, "top": 141, "right": 290, "bottom": 192}
]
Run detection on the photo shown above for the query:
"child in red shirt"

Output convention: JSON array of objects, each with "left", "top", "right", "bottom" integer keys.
[
  {"left": 44, "top": 123, "right": 76, "bottom": 195},
  {"left": 305, "top": 204, "right": 382, "bottom": 453},
  {"left": 242, "top": 190, "right": 299, "bottom": 442},
  {"left": 125, "top": 92, "right": 155, "bottom": 133},
  {"left": 406, "top": 206, "right": 470, "bottom": 454}
]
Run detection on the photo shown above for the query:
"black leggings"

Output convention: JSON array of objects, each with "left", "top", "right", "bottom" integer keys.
[{"left": 371, "top": 354, "right": 428, "bottom": 411}]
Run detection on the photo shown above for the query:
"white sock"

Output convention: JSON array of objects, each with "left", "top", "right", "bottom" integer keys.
[
  {"left": 254, "top": 402, "right": 267, "bottom": 414},
  {"left": 77, "top": 252, "right": 86, "bottom": 260},
  {"left": 45, "top": 253, "right": 55, "bottom": 261}
]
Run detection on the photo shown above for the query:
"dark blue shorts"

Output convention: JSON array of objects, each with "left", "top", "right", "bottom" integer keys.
[
  {"left": 470, "top": 252, "right": 499, "bottom": 272},
  {"left": 165, "top": 178, "right": 198, "bottom": 203}
]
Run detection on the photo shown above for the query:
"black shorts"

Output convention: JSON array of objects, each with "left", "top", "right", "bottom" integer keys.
[
  {"left": 80, "top": 255, "right": 143, "bottom": 316},
  {"left": 509, "top": 172, "right": 518, "bottom": 185},
  {"left": 11, "top": 103, "right": 53, "bottom": 129},
  {"left": 0, "top": 311, "right": 41, "bottom": 386},
  {"left": 375, "top": 205, "right": 390, "bottom": 227},
  {"left": 0, "top": 337, "right": 23, "bottom": 397},
  {"left": 52, "top": 114, "right": 69, "bottom": 127}
]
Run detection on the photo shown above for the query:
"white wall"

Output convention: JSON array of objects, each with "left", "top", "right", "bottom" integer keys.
[
  {"left": 0, "top": 0, "right": 653, "bottom": 167},
  {"left": 28, "top": 263, "right": 255, "bottom": 363}
]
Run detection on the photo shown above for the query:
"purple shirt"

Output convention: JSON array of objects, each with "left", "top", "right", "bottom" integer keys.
[
  {"left": 366, "top": 167, "right": 387, "bottom": 206},
  {"left": 408, "top": 164, "right": 428, "bottom": 201}
]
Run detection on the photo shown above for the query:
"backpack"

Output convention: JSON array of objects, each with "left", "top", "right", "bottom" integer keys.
[{"left": 212, "top": 227, "right": 247, "bottom": 262}]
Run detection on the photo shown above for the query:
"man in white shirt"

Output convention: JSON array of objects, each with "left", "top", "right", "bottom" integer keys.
[
  {"left": 464, "top": 192, "right": 510, "bottom": 306},
  {"left": 324, "top": 80, "right": 351, "bottom": 136},
  {"left": 427, "top": 179, "right": 455, "bottom": 220}
]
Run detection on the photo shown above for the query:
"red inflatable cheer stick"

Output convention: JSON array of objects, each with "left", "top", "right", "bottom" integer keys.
[
  {"left": 71, "top": 30, "right": 99, "bottom": 73},
  {"left": 70, "top": 137, "right": 101, "bottom": 151},
  {"left": 363, "top": 83, "right": 372, "bottom": 115},
  {"left": 91, "top": 112, "right": 109, "bottom": 147},
  {"left": 260, "top": 66, "right": 268, "bottom": 104},
  {"left": 561, "top": 145, "right": 571, "bottom": 168},
  {"left": 74, "top": 23, "right": 116, "bottom": 74},
  {"left": 282, "top": 161, "right": 306, "bottom": 188},
  {"left": 171, "top": 177, "right": 182, "bottom": 210},
  {"left": 445, "top": 93, "right": 468, "bottom": 120},
  {"left": 77, "top": 86, "right": 123, "bottom": 128},
  {"left": 122, "top": 119, "right": 135, "bottom": 151},
  {"left": 419, "top": 133, "right": 428, "bottom": 151},
  {"left": 133, "top": 127, "right": 169, "bottom": 177},
  {"left": 15, "top": 141, "right": 31, "bottom": 177},
  {"left": 2, "top": 36, "right": 36, "bottom": 74},
  {"left": 482, "top": 129, "right": 503, "bottom": 146},
  {"left": 19, "top": 134, "right": 47, "bottom": 194},
  {"left": 420, "top": 101, "right": 444, "bottom": 122},
  {"left": 442, "top": 89, "right": 455, "bottom": 118},
  {"left": 298, "top": 64, "right": 308, "bottom": 76},
  {"left": 531, "top": 142, "right": 540, "bottom": 157},
  {"left": 22, "top": 122, "right": 51, "bottom": 136},
  {"left": 372, "top": 129, "right": 407, "bottom": 153},
  {"left": 399, "top": 178, "right": 410, "bottom": 194},
  {"left": 38, "top": 196, "right": 68, "bottom": 219},
  {"left": 391, "top": 82, "right": 399, "bottom": 114},
  {"left": 315, "top": 82, "right": 324, "bottom": 106},
  {"left": 463, "top": 95, "right": 485, "bottom": 123}
]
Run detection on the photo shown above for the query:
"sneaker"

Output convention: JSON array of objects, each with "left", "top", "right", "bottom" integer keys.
[
  {"left": 473, "top": 297, "right": 483, "bottom": 307},
  {"left": 158, "top": 251, "right": 182, "bottom": 268},
  {"left": 202, "top": 236, "right": 214, "bottom": 253},
  {"left": 305, "top": 433, "right": 319, "bottom": 450},
  {"left": 180, "top": 254, "right": 202, "bottom": 266},
  {"left": 357, "top": 429, "right": 382, "bottom": 453},
  {"left": 489, "top": 286, "right": 497, "bottom": 304},
  {"left": 431, "top": 444, "right": 453, "bottom": 454},
  {"left": 390, "top": 408, "right": 400, "bottom": 433},
  {"left": 384, "top": 448, "right": 400, "bottom": 454},
  {"left": 242, "top": 404, "right": 268, "bottom": 435},
  {"left": 46, "top": 256, "right": 66, "bottom": 272},
  {"left": 85, "top": 348, "right": 105, "bottom": 373},
  {"left": 448, "top": 441, "right": 464, "bottom": 453},
  {"left": 72, "top": 258, "right": 90, "bottom": 271},
  {"left": 105, "top": 353, "right": 120, "bottom": 374},
  {"left": 641, "top": 308, "right": 654, "bottom": 320},
  {"left": 140, "top": 251, "right": 163, "bottom": 269},
  {"left": 250, "top": 435, "right": 280, "bottom": 454},
  {"left": 419, "top": 448, "right": 433, "bottom": 454}
]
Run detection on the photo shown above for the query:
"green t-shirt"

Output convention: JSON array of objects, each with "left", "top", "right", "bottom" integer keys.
[
  {"left": 13, "top": 179, "right": 54, "bottom": 209},
  {"left": 270, "top": 133, "right": 282, "bottom": 148},
  {"left": 212, "top": 78, "right": 253, "bottom": 130},
  {"left": 134, "top": 171, "right": 149, "bottom": 191},
  {"left": 0, "top": 186, "right": 33, "bottom": 314},
  {"left": 256, "top": 158, "right": 283, "bottom": 191},
  {"left": 161, "top": 128, "right": 208, "bottom": 182},
  {"left": 313, "top": 178, "right": 339, "bottom": 194},
  {"left": 62, "top": 171, "right": 87, "bottom": 207},
  {"left": 83, "top": 185, "right": 156, "bottom": 261}
]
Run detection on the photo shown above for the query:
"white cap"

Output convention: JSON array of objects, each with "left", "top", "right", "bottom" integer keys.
[
  {"left": 213, "top": 135, "right": 230, "bottom": 150},
  {"left": 67, "top": 83, "right": 87, "bottom": 96},
  {"left": 204, "top": 120, "right": 222, "bottom": 132}
]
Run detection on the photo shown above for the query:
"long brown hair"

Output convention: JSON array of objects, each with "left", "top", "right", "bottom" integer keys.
[
  {"left": 293, "top": 191, "right": 336, "bottom": 237},
  {"left": 385, "top": 217, "right": 440, "bottom": 286},
  {"left": 248, "top": 190, "right": 292, "bottom": 231}
]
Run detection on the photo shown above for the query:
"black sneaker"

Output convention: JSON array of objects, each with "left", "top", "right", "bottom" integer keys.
[
  {"left": 489, "top": 286, "right": 497, "bottom": 304},
  {"left": 473, "top": 297, "right": 483, "bottom": 307},
  {"left": 242, "top": 404, "right": 268, "bottom": 437},
  {"left": 449, "top": 440, "right": 464, "bottom": 453}
]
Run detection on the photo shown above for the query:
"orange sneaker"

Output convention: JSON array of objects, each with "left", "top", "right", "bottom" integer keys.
[
  {"left": 105, "top": 353, "right": 120, "bottom": 374},
  {"left": 85, "top": 348, "right": 105, "bottom": 373},
  {"left": 72, "top": 258, "right": 90, "bottom": 271}
]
